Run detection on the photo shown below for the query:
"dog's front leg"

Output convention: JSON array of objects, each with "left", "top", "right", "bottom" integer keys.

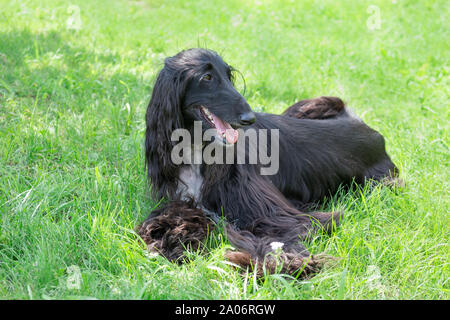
[{"left": 223, "top": 224, "right": 335, "bottom": 278}]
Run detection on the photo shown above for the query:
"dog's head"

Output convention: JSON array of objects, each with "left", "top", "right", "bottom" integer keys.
[
  {"left": 148, "top": 48, "right": 255, "bottom": 145},
  {"left": 179, "top": 49, "right": 255, "bottom": 145},
  {"left": 145, "top": 48, "right": 255, "bottom": 199}
]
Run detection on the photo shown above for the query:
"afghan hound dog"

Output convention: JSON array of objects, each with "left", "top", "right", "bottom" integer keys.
[{"left": 137, "top": 48, "right": 401, "bottom": 277}]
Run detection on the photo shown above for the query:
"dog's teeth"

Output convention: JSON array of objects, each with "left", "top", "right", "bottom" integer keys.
[{"left": 201, "top": 106, "right": 216, "bottom": 125}]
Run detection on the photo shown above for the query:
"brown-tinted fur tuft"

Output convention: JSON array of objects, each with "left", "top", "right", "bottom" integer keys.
[
  {"left": 137, "top": 201, "right": 213, "bottom": 263},
  {"left": 224, "top": 250, "right": 332, "bottom": 278},
  {"left": 282, "top": 96, "right": 345, "bottom": 119}
]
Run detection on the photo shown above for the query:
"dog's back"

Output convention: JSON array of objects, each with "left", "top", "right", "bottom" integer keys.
[{"left": 243, "top": 112, "right": 398, "bottom": 203}]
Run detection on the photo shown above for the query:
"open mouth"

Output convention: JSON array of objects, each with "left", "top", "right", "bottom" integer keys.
[{"left": 199, "top": 106, "right": 239, "bottom": 145}]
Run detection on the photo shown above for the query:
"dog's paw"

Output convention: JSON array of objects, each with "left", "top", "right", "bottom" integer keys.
[{"left": 136, "top": 201, "right": 214, "bottom": 263}]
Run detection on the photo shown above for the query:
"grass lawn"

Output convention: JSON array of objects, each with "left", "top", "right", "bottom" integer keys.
[{"left": 0, "top": 0, "right": 448, "bottom": 299}]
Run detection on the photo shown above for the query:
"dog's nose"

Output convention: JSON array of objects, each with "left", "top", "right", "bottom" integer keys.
[{"left": 239, "top": 112, "right": 256, "bottom": 125}]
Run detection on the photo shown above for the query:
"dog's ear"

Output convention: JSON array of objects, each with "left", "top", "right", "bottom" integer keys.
[{"left": 145, "top": 66, "right": 185, "bottom": 200}]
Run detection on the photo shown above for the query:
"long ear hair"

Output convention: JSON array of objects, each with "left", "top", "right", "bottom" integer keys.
[{"left": 145, "top": 61, "right": 186, "bottom": 201}]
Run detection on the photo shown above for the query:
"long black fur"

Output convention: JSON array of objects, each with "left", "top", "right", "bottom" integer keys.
[{"left": 142, "top": 48, "right": 400, "bottom": 276}]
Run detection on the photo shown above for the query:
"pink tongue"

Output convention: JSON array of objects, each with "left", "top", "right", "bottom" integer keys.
[{"left": 211, "top": 114, "right": 239, "bottom": 144}]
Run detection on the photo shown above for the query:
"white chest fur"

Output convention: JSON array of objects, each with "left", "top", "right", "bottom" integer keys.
[
  {"left": 176, "top": 146, "right": 204, "bottom": 201},
  {"left": 177, "top": 164, "right": 203, "bottom": 201}
]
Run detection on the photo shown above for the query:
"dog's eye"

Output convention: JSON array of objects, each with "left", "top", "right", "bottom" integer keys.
[{"left": 201, "top": 73, "right": 212, "bottom": 81}]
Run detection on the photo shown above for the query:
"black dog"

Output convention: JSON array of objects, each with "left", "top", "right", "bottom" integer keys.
[{"left": 139, "top": 48, "right": 400, "bottom": 277}]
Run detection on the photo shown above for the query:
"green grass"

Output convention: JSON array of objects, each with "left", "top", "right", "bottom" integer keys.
[{"left": 0, "top": 0, "right": 448, "bottom": 299}]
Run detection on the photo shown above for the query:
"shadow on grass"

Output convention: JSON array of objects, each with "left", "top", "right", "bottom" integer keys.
[
  {"left": 0, "top": 29, "right": 157, "bottom": 221},
  {"left": 0, "top": 29, "right": 152, "bottom": 107}
]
